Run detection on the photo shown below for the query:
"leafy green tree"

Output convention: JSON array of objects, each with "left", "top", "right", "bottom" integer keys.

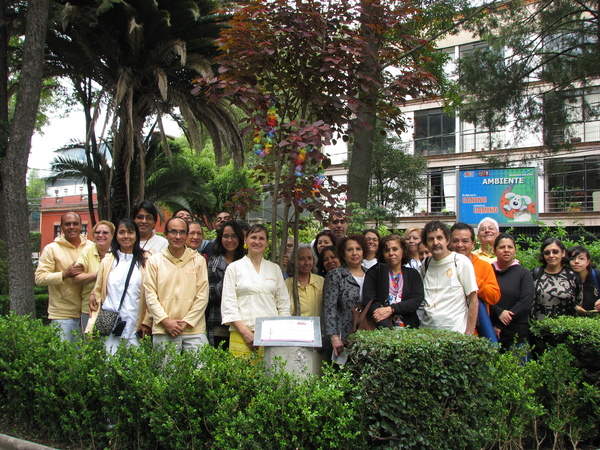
[
  {"left": 448, "top": 0, "right": 600, "bottom": 152},
  {"left": 367, "top": 130, "right": 427, "bottom": 219},
  {"left": 46, "top": 0, "right": 244, "bottom": 221},
  {"left": 26, "top": 169, "right": 46, "bottom": 201}
]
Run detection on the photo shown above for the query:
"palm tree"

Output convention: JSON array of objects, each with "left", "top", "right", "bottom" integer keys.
[
  {"left": 46, "top": 0, "right": 244, "bottom": 221},
  {"left": 47, "top": 135, "right": 215, "bottom": 219}
]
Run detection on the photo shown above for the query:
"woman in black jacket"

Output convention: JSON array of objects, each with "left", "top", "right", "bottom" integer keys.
[
  {"left": 362, "top": 234, "right": 424, "bottom": 329},
  {"left": 490, "top": 233, "right": 534, "bottom": 350}
]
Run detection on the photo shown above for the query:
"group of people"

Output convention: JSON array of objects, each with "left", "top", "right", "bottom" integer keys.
[{"left": 35, "top": 206, "right": 599, "bottom": 361}]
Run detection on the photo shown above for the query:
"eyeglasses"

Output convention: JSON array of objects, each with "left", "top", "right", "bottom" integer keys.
[
  {"left": 543, "top": 249, "right": 562, "bottom": 256},
  {"left": 569, "top": 255, "right": 589, "bottom": 262},
  {"left": 135, "top": 215, "right": 154, "bottom": 222},
  {"left": 167, "top": 230, "right": 187, "bottom": 237},
  {"left": 365, "top": 237, "right": 379, "bottom": 242},
  {"left": 331, "top": 219, "right": 346, "bottom": 224},
  {"left": 222, "top": 234, "right": 239, "bottom": 240},
  {"left": 479, "top": 226, "right": 497, "bottom": 232},
  {"left": 188, "top": 232, "right": 203, "bottom": 237}
]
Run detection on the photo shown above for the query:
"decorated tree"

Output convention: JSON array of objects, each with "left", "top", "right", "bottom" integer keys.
[{"left": 192, "top": 0, "right": 445, "bottom": 311}]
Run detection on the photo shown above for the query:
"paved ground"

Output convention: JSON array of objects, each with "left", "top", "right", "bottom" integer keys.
[{"left": 0, "top": 433, "right": 55, "bottom": 450}]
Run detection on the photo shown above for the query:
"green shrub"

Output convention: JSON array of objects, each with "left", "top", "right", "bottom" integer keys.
[
  {"left": 0, "top": 314, "right": 599, "bottom": 449},
  {"left": 528, "top": 345, "right": 600, "bottom": 448},
  {"left": 346, "top": 328, "right": 498, "bottom": 449},
  {"left": 0, "top": 315, "right": 108, "bottom": 446},
  {"left": 482, "top": 348, "right": 543, "bottom": 450},
  {"left": 30, "top": 232, "right": 41, "bottom": 253},
  {"left": 530, "top": 316, "right": 600, "bottom": 387}
]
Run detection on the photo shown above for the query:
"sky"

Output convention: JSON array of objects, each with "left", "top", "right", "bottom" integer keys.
[{"left": 28, "top": 107, "right": 184, "bottom": 178}]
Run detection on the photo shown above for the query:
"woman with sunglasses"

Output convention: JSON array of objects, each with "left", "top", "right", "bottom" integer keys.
[{"left": 531, "top": 238, "right": 583, "bottom": 321}]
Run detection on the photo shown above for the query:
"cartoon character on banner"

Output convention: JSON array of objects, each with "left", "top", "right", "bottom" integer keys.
[{"left": 500, "top": 185, "right": 536, "bottom": 222}]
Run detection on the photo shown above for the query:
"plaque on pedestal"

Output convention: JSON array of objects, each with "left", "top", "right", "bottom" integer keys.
[{"left": 253, "top": 316, "right": 322, "bottom": 348}]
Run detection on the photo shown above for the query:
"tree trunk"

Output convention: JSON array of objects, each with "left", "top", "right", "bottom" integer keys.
[
  {"left": 2, "top": 0, "right": 50, "bottom": 316},
  {"left": 347, "top": 0, "right": 380, "bottom": 208},
  {"left": 347, "top": 119, "right": 376, "bottom": 207},
  {"left": 0, "top": 0, "right": 9, "bottom": 241}
]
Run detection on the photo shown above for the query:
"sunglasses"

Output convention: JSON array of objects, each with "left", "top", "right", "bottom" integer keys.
[{"left": 543, "top": 249, "right": 562, "bottom": 256}]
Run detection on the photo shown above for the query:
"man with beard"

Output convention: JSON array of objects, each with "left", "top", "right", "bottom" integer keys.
[{"left": 420, "top": 220, "right": 479, "bottom": 334}]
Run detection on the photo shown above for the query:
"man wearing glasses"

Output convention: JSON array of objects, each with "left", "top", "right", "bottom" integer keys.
[
  {"left": 474, "top": 217, "right": 500, "bottom": 263},
  {"left": 132, "top": 201, "right": 167, "bottom": 255},
  {"left": 143, "top": 217, "right": 210, "bottom": 352}
]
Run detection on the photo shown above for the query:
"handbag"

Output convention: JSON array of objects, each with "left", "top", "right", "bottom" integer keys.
[
  {"left": 94, "top": 259, "right": 136, "bottom": 336},
  {"left": 95, "top": 310, "right": 120, "bottom": 336},
  {"left": 351, "top": 299, "right": 377, "bottom": 333}
]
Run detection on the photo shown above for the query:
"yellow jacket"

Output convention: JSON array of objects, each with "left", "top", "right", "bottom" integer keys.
[
  {"left": 143, "top": 247, "right": 209, "bottom": 335},
  {"left": 35, "top": 234, "right": 92, "bottom": 319},
  {"left": 85, "top": 253, "right": 147, "bottom": 334}
]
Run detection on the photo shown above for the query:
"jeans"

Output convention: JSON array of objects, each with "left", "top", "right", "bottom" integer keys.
[
  {"left": 153, "top": 333, "right": 209, "bottom": 353},
  {"left": 52, "top": 318, "right": 81, "bottom": 343}
]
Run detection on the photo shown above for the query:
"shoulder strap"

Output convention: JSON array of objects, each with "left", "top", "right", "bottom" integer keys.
[
  {"left": 423, "top": 256, "right": 432, "bottom": 274},
  {"left": 116, "top": 260, "right": 137, "bottom": 312},
  {"left": 590, "top": 269, "right": 600, "bottom": 293}
]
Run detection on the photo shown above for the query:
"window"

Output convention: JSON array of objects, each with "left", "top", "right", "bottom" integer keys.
[
  {"left": 414, "top": 108, "right": 456, "bottom": 156},
  {"left": 543, "top": 87, "right": 600, "bottom": 146},
  {"left": 546, "top": 156, "right": 600, "bottom": 212}
]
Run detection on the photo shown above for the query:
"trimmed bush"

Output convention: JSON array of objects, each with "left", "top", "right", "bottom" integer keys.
[
  {"left": 0, "top": 314, "right": 599, "bottom": 449},
  {"left": 346, "top": 328, "right": 498, "bottom": 449},
  {"left": 0, "top": 315, "right": 364, "bottom": 449},
  {"left": 530, "top": 316, "right": 600, "bottom": 386}
]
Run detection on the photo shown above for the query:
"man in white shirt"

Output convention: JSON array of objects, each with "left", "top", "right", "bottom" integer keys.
[
  {"left": 132, "top": 201, "right": 167, "bottom": 255},
  {"left": 420, "top": 220, "right": 479, "bottom": 334}
]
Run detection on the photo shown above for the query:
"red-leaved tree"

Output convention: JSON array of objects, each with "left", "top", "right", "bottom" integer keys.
[{"left": 192, "top": 0, "right": 439, "bottom": 310}]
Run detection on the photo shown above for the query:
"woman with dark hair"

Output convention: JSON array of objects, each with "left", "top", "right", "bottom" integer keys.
[
  {"left": 363, "top": 234, "right": 424, "bottom": 329},
  {"left": 316, "top": 245, "right": 341, "bottom": 276},
  {"left": 362, "top": 229, "right": 380, "bottom": 270},
  {"left": 323, "top": 234, "right": 367, "bottom": 362},
  {"left": 490, "top": 233, "right": 534, "bottom": 349},
  {"left": 207, "top": 220, "right": 245, "bottom": 349},
  {"left": 568, "top": 245, "right": 600, "bottom": 312},
  {"left": 531, "top": 238, "right": 583, "bottom": 321},
  {"left": 221, "top": 224, "right": 290, "bottom": 357},
  {"left": 86, "top": 219, "right": 148, "bottom": 354},
  {"left": 313, "top": 230, "right": 337, "bottom": 258},
  {"left": 403, "top": 227, "right": 423, "bottom": 270}
]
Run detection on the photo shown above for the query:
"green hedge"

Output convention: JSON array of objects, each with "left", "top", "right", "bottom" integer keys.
[
  {"left": 0, "top": 294, "right": 49, "bottom": 322},
  {"left": 346, "top": 320, "right": 600, "bottom": 449},
  {"left": 0, "top": 315, "right": 598, "bottom": 449},
  {"left": 0, "top": 315, "right": 364, "bottom": 449}
]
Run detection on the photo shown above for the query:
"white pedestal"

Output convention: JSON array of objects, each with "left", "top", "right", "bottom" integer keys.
[{"left": 264, "top": 346, "right": 324, "bottom": 376}]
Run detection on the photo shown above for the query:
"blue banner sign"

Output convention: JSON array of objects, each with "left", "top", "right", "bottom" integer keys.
[{"left": 458, "top": 168, "right": 537, "bottom": 226}]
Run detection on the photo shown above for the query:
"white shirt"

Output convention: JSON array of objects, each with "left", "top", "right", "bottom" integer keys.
[
  {"left": 221, "top": 256, "right": 291, "bottom": 331},
  {"left": 102, "top": 251, "right": 143, "bottom": 339},
  {"left": 421, "top": 252, "right": 478, "bottom": 334},
  {"left": 140, "top": 232, "right": 168, "bottom": 255},
  {"left": 362, "top": 258, "right": 378, "bottom": 271}
]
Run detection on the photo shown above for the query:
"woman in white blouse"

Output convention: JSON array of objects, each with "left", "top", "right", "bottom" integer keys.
[
  {"left": 221, "top": 224, "right": 291, "bottom": 358},
  {"left": 86, "top": 219, "right": 148, "bottom": 354}
]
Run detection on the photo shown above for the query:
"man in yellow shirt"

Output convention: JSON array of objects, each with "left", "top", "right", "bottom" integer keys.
[
  {"left": 144, "top": 217, "right": 209, "bottom": 353},
  {"left": 35, "top": 212, "right": 93, "bottom": 342}
]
